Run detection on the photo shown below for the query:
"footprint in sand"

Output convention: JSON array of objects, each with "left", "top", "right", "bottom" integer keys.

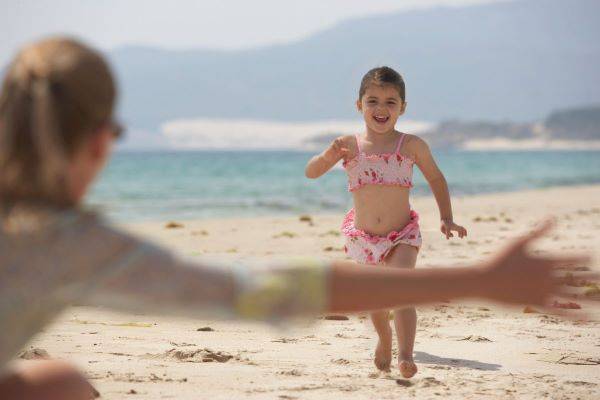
[{"left": 418, "top": 377, "right": 446, "bottom": 388}]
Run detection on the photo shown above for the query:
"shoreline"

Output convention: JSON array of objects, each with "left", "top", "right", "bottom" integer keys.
[{"left": 118, "top": 183, "right": 600, "bottom": 227}]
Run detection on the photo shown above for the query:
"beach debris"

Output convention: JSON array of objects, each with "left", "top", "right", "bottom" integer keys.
[
  {"left": 561, "top": 272, "right": 594, "bottom": 287},
  {"left": 191, "top": 230, "right": 209, "bottom": 236},
  {"left": 273, "top": 231, "right": 297, "bottom": 238},
  {"left": 165, "top": 221, "right": 184, "bottom": 229},
  {"left": 19, "top": 347, "right": 50, "bottom": 360},
  {"left": 162, "top": 348, "right": 233, "bottom": 363},
  {"left": 584, "top": 284, "right": 600, "bottom": 298},
  {"left": 332, "top": 358, "right": 351, "bottom": 365},
  {"left": 544, "top": 354, "right": 600, "bottom": 366},
  {"left": 196, "top": 326, "right": 214, "bottom": 332},
  {"left": 323, "top": 246, "right": 343, "bottom": 252},
  {"left": 456, "top": 335, "right": 492, "bottom": 342},
  {"left": 319, "top": 230, "right": 341, "bottom": 237},
  {"left": 278, "top": 369, "right": 303, "bottom": 376},
  {"left": 552, "top": 301, "right": 581, "bottom": 309},
  {"left": 564, "top": 381, "right": 597, "bottom": 387},
  {"left": 299, "top": 214, "right": 314, "bottom": 225},
  {"left": 127, "top": 389, "right": 137, "bottom": 395},
  {"left": 323, "top": 315, "right": 349, "bottom": 321},
  {"left": 472, "top": 216, "right": 498, "bottom": 223},
  {"left": 523, "top": 306, "right": 540, "bottom": 313},
  {"left": 396, "top": 379, "right": 413, "bottom": 387},
  {"left": 169, "top": 341, "right": 194, "bottom": 347},
  {"left": 71, "top": 319, "right": 153, "bottom": 328},
  {"left": 271, "top": 338, "right": 299, "bottom": 343}
]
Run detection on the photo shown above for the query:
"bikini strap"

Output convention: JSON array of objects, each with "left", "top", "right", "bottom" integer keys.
[
  {"left": 355, "top": 134, "right": 362, "bottom": 153},
  {"left": 395, "top": 133, "right": 406, "bottom": 153}
]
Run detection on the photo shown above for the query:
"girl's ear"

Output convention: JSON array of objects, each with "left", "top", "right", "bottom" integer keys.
[
  {"left": 356, "top": 99, "right": 362, "bottom": 112},
  {"left": 399, "top": 101, "right": 407, "bottom": 115},
  {"left": 88, "top": 128, "right": 114, "bottom": 162}
]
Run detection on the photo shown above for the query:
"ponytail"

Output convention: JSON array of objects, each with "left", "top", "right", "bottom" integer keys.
[{"left": 0, "top": 37, "right": 116, "bottom": 207}]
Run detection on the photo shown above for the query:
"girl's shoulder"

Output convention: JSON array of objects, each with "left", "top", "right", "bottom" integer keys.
[
  {"left": 397, "top": 133, "right": 431, "bottom": 161},
  {"left": 400, "top": 133, "right": 430, "bottom": 150}
]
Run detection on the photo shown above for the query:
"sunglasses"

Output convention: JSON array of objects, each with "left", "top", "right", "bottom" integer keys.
[{"left": 106, "top": 120, "right": 125, "bottom": 139}]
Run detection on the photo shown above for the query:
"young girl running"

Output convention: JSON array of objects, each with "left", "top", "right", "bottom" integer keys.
[
  {"left": 0, "top": 38, "right": 589, "bottom": 399},
  {"left": 306, "top": 66, "right": 467, "bottom": 378}
]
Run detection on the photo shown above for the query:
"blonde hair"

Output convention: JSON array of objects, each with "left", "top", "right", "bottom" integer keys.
[{"left": 0, "top": 37, "right": 116, "bottom": 207}]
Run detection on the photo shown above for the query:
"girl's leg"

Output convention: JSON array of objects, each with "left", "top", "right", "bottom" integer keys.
[
  {"left": 370, "top": 309, "right": 393, "bottom": 371},
  {"left": 0, "top": 360, "right": 99, "bottom": 400},
  {"left": 385, "top": 244, "right": 419, "bottom": 378}
]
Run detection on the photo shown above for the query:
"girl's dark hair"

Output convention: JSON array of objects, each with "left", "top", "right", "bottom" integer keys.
[
  {"left": 358, "top": 66, "right": 405, "bottom": 102},
  {"left": 0, "top": 37, "right": 116, "bottom": 206}
]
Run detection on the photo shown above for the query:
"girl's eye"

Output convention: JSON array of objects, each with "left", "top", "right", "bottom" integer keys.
[
  {"left": 387, "top": 102, "right": 396, "bottom": 105},
  {"left": 367, "top": 100, "right": 377, "bottom": 105}
]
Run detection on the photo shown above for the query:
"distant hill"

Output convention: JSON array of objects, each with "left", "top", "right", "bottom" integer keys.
[
  {"left": 110, "top": 0, "right": 600, "bottom": 132},
  {"left": 544, "top": 106, "right": 600, "bottom": 140},
  {"left": 304, "top": 105, "right": 600, "bottom": 149}
]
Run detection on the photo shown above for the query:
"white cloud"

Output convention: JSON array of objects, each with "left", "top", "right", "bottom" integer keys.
[{"left": 162, "top": 118, "right": 431, "bottom": 150}]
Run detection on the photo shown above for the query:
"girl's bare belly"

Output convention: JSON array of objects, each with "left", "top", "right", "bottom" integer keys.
[{"left": 352, "top": 185, "right": 412, "bottom": 236}]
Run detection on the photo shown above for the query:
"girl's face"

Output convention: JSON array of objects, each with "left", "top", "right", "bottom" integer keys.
[{"left": 357, "top": 84, "right": 406, "bottom": 135}]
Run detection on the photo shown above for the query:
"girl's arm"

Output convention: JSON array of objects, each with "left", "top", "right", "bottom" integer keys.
[
  {"left": 411, "top": 136, "right": 467, "bottom": 239},
  {"left": 305, "top": 136, "right": 351, "bottom": 179}
]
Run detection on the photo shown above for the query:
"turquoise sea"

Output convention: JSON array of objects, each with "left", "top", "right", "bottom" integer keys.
[{"left": 88, "top": 150, "right": 600, "bottom": 222}]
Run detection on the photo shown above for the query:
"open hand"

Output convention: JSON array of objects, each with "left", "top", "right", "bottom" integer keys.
[
  {"left": 441, "top": 219, "right": 467, "bottom": 239},
  {"left": 323, "top": 137, "right": 349, "bottom": 163},
  {"left": 478, "top": 219, "right": 594, "bottom": 308}
]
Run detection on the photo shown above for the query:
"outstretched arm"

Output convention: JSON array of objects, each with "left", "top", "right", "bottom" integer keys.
[
  {"left": 412, "top": 136, "right": 467, "bottom": 239},
  {"left": 85, "top": 220, "right": 590, "bottom": 320}
]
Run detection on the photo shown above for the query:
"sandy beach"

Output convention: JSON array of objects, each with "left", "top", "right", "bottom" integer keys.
[{"left": 21, "top": 185, "right": 600, "bottom": 399}]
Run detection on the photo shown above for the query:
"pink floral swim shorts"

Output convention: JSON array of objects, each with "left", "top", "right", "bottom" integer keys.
[{"left": 341, "top": 208, "right": 421, "bottom": 265}]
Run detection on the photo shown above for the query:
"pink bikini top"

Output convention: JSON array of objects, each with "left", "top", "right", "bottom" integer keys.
[{"left": 343, "top": 133, "right": 414, "bottom": 192}]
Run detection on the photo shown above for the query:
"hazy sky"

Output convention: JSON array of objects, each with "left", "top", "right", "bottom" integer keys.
[{"left": 2, "top": 0, "right": 507, "bottom": 65}]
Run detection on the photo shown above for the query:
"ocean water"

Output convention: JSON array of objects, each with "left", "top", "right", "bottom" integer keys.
[{"left": 88, "top": 150, "right": 600, "bottom": 222}]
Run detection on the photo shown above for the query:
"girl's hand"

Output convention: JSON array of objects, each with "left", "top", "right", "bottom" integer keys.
[
  {"left": 323, "top": 137, "right": 349, "bottom": 163},
  {"left": 441, "top": 219, "right": 467, "bottom": 239},
  {"left": 477, "top": 219, "right": 594, "bottom": 307}
]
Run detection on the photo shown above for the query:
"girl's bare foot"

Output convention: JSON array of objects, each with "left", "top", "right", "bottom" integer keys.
[
  {"left": 398, "top": 357, "right": 418, "bottom": 378},
  {"left": 374, "top": 327, "right": 393, "bottom": 371}
]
